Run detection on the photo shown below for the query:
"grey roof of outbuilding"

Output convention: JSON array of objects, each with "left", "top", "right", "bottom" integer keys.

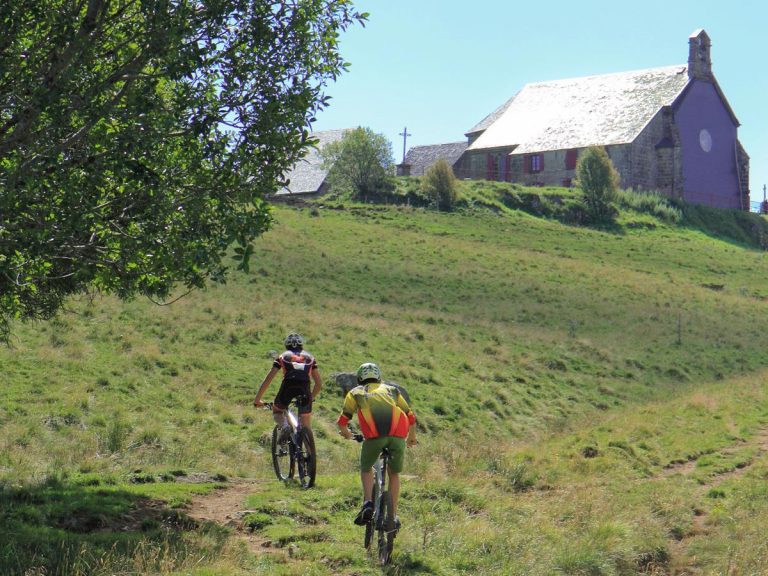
[
  {"left": 403, "top": 142, "right": 468, "bottom": 176},
  {"left": 467, "top": 64, "right": 691, "bottom": 154},
  {"left": 277, "top": 129, "right": 349, "bottom": 195}
]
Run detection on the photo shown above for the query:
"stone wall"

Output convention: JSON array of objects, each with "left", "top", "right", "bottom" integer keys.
[
  {"left": 624, "top": 110, "right": 683, "bottom": 198},
  {"left": 460, "top": 130, "right": 688, "bottom": 201},
  {"left": 736, "top": 140, "right": 750, "bottom": 207}
]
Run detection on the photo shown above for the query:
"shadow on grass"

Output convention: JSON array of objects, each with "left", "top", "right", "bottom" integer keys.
[
  {"left": 0, "top": 476, "right": 213, "bottom": 576},
  {"left": 679, "top": 201, "right": 768, "bottom": 251},
  {"left": 388, "top": 550, "right": 439, "bottom": 574}
]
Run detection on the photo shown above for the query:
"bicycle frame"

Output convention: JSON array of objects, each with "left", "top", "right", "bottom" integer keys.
[
  {"left": 264, "top": 398, "right": 316, "bottom": 488},
  {"left": 350, "top": 431, "right": 397, "bottom": 563},
  {"left": 265, "top": 400, "right": 300, "bottom": 431},
  {"left": 371, "top": 449, "right": 390, "bottom": 527},
  {"left": 283, "top": 403, "right": 301, "bottom": 441}
]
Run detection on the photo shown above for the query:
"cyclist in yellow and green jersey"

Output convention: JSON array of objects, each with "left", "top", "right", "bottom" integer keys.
[{"left": 337, "top": 363, "right": 417, "bottom": 528}]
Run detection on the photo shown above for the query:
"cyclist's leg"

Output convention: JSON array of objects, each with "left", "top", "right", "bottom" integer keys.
[
  {"left": 272, "top": 408, "right": 287, "bottom": 427},
  {"left": 272, "top": 382, "right": 292, "bottom": 428},
  {"left": 360, "top": 437, "right": 386, "bottom": 501},
  {"left": 389, "top": 472, "right": 400, "bottom": 518},
  {"left": 292, "top": 384, "right": 313, "bottom": 430},
  {"left": 355, "top": 437, "right": 387, "bottom": 524},
  {"left": 362, "top": 470, "right": 374, "bottom": 501},
  {"left": 384, "top": 437, "right": 407, "bottom": 521}
]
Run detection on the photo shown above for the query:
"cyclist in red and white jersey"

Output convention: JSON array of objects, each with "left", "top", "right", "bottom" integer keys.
[{"left": 254, "top": 333, "right": 323, "bottom": 434}]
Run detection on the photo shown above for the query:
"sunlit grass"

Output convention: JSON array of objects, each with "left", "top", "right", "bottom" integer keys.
[{"left": 1, "top": 198, "right": 768, "bottom": 574}]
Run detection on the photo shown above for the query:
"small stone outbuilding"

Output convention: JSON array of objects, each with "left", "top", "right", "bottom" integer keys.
[
  {"left": 397, "top": 142, "right": 468, "bottom": 177},
  {"left": 274, "top": 129, "right": 349, "bottom": 197}
]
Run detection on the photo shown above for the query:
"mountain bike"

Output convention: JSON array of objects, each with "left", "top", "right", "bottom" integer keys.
[
  {"left": 263, "top": 399, "right": 316, "bottom": 488},
  {"left": 353, "top": 434, "right": 397, "bottom": 565}
]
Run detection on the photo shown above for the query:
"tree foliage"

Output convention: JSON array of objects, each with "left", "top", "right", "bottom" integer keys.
[
  {"left": 575, "top": 146, "right": 620, "bottom": 223},
  {"left": 321, "top": 126, "right": 394, "bottom": 200},
  {"left": 422, "top": 159, "right": 459, "bottom": 211},
  {"left": 0, "top": 0, "right": 364, "bottom": 334}
]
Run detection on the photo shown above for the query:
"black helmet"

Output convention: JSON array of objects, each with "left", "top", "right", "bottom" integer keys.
[{"left": 284, "top": 333, "right": 304, "bottom": 350}]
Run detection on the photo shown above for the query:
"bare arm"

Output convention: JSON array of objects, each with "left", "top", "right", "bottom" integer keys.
[
  {"left": 310, "top": 367, "right": 322, "bottom": 400},
  {"left": 337, "top": 421, "right": 353, "bottom": 440},
  {"left": 337, "top": 392, "right": 355, "bottom": 439},
  {"left": 253, "top": 366, "right": 279, "bottom": 406},
  {"left": 396, "top": 391, "right": 418, "bottom": 446},
  {"left": 406, "top": 422, "right": 418, "bottom": 447}
]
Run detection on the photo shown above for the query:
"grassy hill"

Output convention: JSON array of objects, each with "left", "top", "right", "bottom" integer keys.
[{"left": 2, "top": 182, "right": 768, "bottom": 575}]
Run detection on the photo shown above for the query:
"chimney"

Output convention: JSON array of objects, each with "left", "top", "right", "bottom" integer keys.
[{"left": 688, "top": 29, "right": 712, "bottom": 80}]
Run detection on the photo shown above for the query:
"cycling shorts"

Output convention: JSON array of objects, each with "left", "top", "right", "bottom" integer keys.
[
  {"left": 273, "top": 381, "right": 312, "bottom": 414},
  {"left": 360, "top": 436, "right": 406, "bottom": 474}
]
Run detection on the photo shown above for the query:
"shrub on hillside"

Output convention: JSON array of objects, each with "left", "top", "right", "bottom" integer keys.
[
  {"left": 575, "top": 146, "right": 620, "bottom": 224},
  {"left": 390, "top": 176, "right": 432, "bottom": 207},
  {"left": 617, "top": 189, "right": 682, "bottom": 223},
  {"left": 422, "top": 159, "right": 459, "bottom": 211},
  {"left": 321, "top": 127, "right": 395, "bottom": 201}
]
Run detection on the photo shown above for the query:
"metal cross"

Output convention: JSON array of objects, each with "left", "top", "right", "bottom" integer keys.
[{"left": 398, "top": 126, "right": 412, "bottom": 164}]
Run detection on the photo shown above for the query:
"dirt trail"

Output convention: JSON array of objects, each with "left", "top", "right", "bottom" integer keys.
[
  {"left": 663, "top": 426, "right": 768, "bottom": 575},
  {"left": 185, "top": 479, "right": 282, "bottom": 557}
]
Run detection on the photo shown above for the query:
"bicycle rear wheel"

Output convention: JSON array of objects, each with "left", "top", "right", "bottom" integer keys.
[
  {"left": 296, "top": 427, "right": 316, "bottom": 488},
  {"left": 377, "top": 490, "right": 395, "bottom": 565},
  {"left": 271, "top": 426, "right": 294, "bottom": 481}
]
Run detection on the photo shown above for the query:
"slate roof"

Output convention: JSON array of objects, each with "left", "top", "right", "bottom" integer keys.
[
  {"left": 403, "top": 141, "right": 468, "bottom": 176},
  {"left": 277, "top": 129, "right": 349, "bottom": 195},
  {"left": 467, "top": 65, "right": 691, "bottom": 154},
  {"left": 465, "top": 95, "right": 517, "bottom": 137}
]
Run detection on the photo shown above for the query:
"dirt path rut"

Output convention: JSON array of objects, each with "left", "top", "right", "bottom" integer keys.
[
  {"left": 663, "top": 426, "right": 768, "bottom": 575},
  {"left": 185, "top": 479, "right": 281, "bottom": 557}
]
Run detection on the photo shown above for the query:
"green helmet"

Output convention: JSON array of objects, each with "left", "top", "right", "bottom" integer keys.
[{"left": 356, "top": 362, "right": 381, "bottom": 384}]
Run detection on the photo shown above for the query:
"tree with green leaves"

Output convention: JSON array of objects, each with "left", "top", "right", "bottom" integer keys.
[
  {"left": 0, "top": 0, "right": 365, "bottom": 336},
  {"left": 576, "top": 146, "right": 620, "bottom": 224},
  {"left": 422, "top": 159, "right": 459, "bottom": 211},
  {"left": 321, "top": 126, "right": 394, "bottom": 200}
]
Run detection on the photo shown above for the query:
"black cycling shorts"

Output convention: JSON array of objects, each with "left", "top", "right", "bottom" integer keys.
[{"left": 273, "top": 381, "right": 312, "bottom": 414}]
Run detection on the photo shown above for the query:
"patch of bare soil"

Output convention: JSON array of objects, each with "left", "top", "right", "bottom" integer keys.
[
  {"left": 185, "top": 478, "right": 283, "bottom": 557},
  {"left": 661, "top": 457, "right": 698, "bottom": 477}
]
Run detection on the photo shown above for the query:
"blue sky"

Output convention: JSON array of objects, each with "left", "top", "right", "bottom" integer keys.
[{"left": 312, "top": 0, "right": 768, "bottom": 204}]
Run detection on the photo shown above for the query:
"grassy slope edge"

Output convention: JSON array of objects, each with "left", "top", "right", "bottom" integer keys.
[{"left": 1, "top": 184, "right": 768, "bottom": 574}]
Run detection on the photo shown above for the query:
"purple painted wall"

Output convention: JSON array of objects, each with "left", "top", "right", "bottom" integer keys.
[{"left": 674, "top": 82, "right": 742, "bottom": 209}]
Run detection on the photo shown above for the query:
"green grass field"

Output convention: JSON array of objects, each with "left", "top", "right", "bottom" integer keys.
[{"left": 2, "top": 182, "right": 768, "bottom": 575}]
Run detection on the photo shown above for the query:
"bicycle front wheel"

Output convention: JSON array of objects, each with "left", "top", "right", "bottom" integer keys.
[
  {"left": 377, "top": 490, "right": 395, "bottom": 565},
  {"left": 296, "top": 427, "right": 316, "bottom": 488},
  {"left": 271, "top": 426, "right": 294, "bottom": 481}
]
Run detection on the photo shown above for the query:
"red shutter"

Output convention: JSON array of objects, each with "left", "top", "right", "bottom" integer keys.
[
  {"left": 565, "top": 149, "right": 577, "bottom": 170},
  {"left": 522, "top": 155, "right": 529, "bottom": 174},
  {"left": 486, "top": 154, "right": 493, "bottom": 180},
  {"left": 539, "top": 153, "right": 544, "bottom": 172}
]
